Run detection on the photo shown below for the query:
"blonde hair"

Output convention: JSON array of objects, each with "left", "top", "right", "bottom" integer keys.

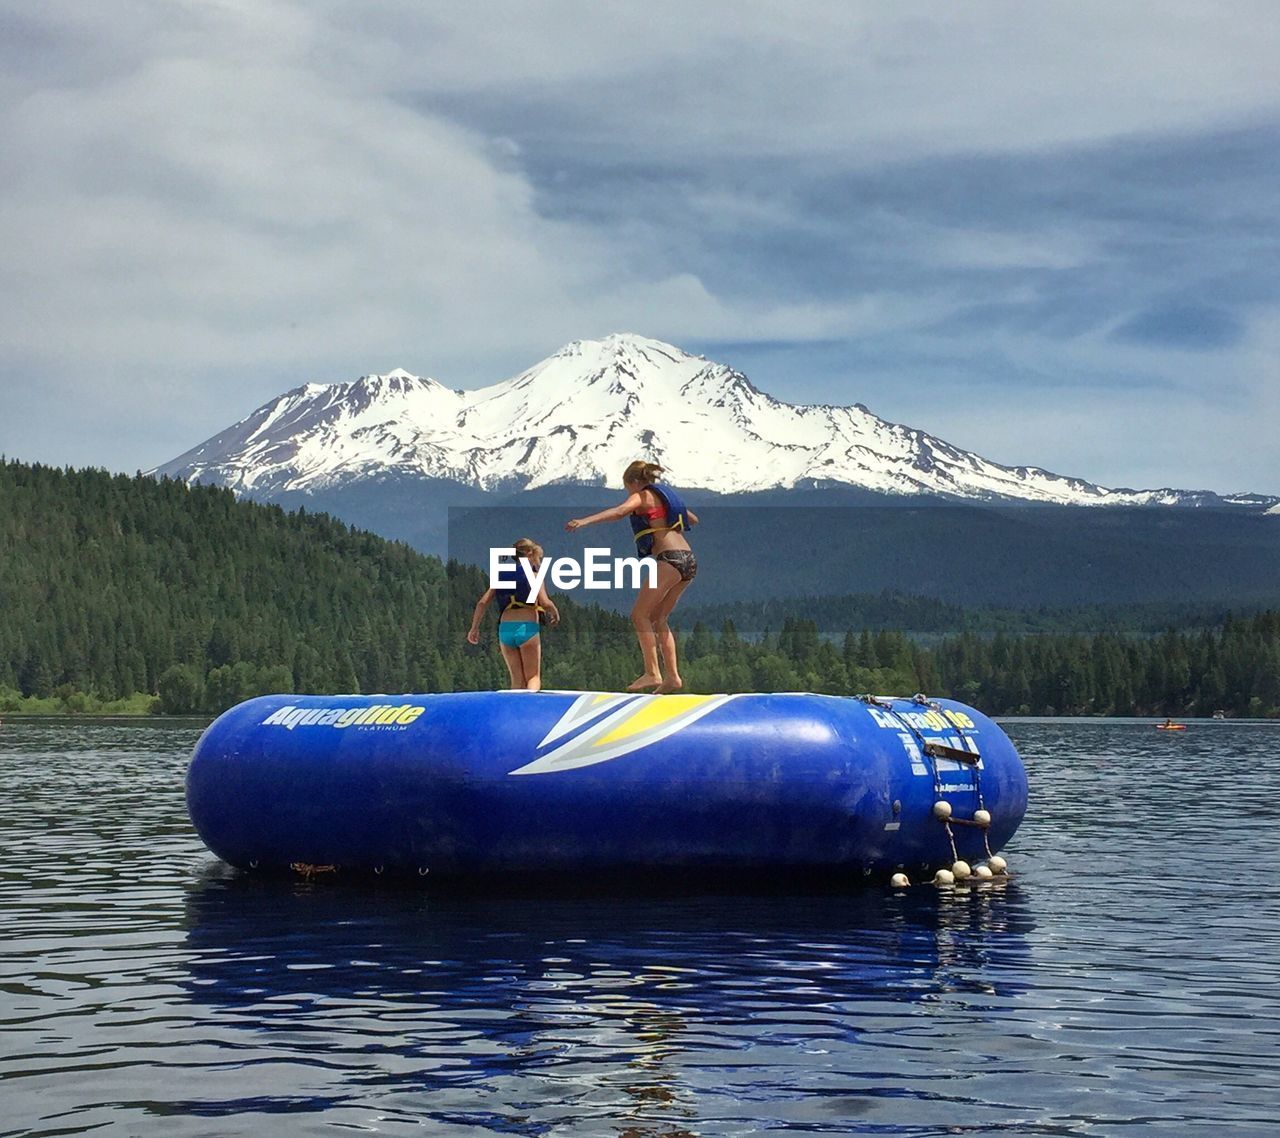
[
  {"left": 623, "top": 460, "right": 664, "bottom": 487},
  {"left": 513, "top": 537, "right": 543, "bottom": 565}
]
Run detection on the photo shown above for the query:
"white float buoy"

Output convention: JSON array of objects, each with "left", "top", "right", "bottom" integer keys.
[
  {"left": 933, "top": 800, "right": 953, "bottom": 820},
  {"left": 933, "top": 868, "right": 955, "bottom": 886},
  {"left": 890, "top": 872, "right": 910, "bottom": 887},
  {"left": 974, "top": 864, "right": 994, "bottom": 879},
  {"left": 988, "top": 855, "right": 1008, "bottom": 873},
  {"left": 973, "top": 808, "right": 992, "bottom": 826},
  {"left": 951, "top": 859, "right": 972, "bottom": 879}
]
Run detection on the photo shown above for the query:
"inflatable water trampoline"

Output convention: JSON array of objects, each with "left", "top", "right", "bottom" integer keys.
[{"left": 186, "top": 690, "right": 1028, "bottom": 884}]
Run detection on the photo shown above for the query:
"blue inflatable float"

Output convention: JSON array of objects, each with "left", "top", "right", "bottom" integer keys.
[{"left": 186, "top": 691, "right": 1027, "bottom": 883}]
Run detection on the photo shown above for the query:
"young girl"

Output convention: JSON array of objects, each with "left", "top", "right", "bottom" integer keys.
[
  {"left": 466, "top": 538, "right": 560, "bottom": 691},
  {"left": 566, "top": 461, "right": 698, "bottom": 693}
]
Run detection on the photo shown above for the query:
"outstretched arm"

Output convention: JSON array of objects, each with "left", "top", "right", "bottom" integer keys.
[
  {"left": 467, "top": 589, "right": 495, "bottom": 644},
  {"left": 566, "top": 492, "right": 644, "bottom": 532}
]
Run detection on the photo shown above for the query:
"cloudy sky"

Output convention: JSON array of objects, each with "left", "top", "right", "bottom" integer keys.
[{"left": 2, "top": 1, "right": 1277, "bottom": 493}]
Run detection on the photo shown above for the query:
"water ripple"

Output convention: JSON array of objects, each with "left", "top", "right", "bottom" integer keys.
[{"left": 2, "top": 718, "right": 1279, "bottom": 1136}]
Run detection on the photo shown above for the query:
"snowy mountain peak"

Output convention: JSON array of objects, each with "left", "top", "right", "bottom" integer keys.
[
  {"left": 152, "top": 336, "right": 1278, "bottom": 509},
  {"left": 352, "top": 368, "right": 445, "bottom": 393},
  {"left": 561, "top": 332, "right": 700, "bottom": 361}
]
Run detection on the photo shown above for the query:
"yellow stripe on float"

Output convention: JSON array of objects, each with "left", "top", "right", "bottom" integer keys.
[{"left": 594, "top": 695, "right": 715, "bottom": 746}]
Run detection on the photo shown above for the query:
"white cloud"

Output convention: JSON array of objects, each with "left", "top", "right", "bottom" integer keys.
[
  {"left": 846, "top": 312, "right": 1280, "bottom": 493},
  {"left": 0, "top": 1, "right": 1276, "bottom": 494},
  {"left": 363, "top": 0, "right": 1280, "bottom": 161},
  {"left": 0, "top": 9, "right": 691, "bottom": 460}
]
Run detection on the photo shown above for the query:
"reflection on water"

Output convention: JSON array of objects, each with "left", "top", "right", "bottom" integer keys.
[
  {"left": 172, "top": 869, "right": 1033, "bottom": 1134},
  {"left": 2, "top": 717, "right": 1279, "bottom": 1136}
]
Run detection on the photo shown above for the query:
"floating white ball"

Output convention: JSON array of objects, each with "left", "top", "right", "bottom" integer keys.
[
  {"left": 974, "top": 864, "right": 994, "bottom": 879},
  {"left": 951, "top": 860, "right": 972, "bottom": 879},
  {"left": 890, "top": 873, "right": 910, "bottom": 887},
  {"left": 933, "top": 800, "right": 953, "bottom": 820},
  {"left": 988, "top": 855, "right": 1008, "bottom": 873},
  {"left": 974, "top": 809, "right": 992, "bottom": 826},
  {"left": 933, "top": 869, "right": 955, "bottom": 886}
]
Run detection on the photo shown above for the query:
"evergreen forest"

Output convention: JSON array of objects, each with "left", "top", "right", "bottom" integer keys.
[{"left": 1, "top": 460, "right": 1277, "bottom": 717}]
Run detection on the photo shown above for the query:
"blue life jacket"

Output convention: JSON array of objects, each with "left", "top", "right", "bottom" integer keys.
[
  {"left": 630, "top": 483, "right": 693, "bottom": 557},
  {"left": 493, "top": 558, "right": 541, "bottom": 615}
]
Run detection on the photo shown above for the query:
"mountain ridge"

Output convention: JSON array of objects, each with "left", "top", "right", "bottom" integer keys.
[{"left": 153, "top": 333, "right": 1278, "bottom": 510}]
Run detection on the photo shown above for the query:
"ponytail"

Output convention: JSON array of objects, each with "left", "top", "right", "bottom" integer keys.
[
  {"left": 623, "top": 460, "right": 664, "bottom": 486},
  {"left": 513, "top": 537, "right": 541, "bottom": 566}
]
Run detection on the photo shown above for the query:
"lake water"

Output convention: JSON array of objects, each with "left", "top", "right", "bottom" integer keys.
[{"left": 2, "top": 717, "right": 1279, "bottom": 1136}]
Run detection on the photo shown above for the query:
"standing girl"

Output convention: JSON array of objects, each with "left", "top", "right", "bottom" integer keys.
[
  {"left": 566, "top": 461, "right": 698, "bottom": 693},
  {"left": 466, "top": 538, "right": 560, "bottom": 691}
]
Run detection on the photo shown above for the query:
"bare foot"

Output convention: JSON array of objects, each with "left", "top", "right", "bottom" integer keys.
[
  {"left": 626, "top": 674, "right": 663, "bottom": 692},
  {"left": 655, "top": 676, "right": 683, "bottom": 694}
]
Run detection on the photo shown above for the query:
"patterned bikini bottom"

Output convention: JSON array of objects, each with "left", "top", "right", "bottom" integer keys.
[{"left": 654, "top": 549, "right": 698, "bottom": 582}]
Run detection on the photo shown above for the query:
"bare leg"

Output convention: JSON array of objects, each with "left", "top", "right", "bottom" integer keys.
[
  {"left": 627, "top": 580, "right": 665, "bottom": 690},
  {"left": 499, "top": 642, "right": 526, "bottom": 690},
  {"left": 653, "top": 571, "right": 693, "bottom": 693},
  {"left": 518, "top": 635, "right": 542, "bottom": 691}
]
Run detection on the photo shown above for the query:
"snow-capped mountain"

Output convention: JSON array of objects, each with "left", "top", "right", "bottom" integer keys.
[{"left": 152, "top": 334, "right": 1276, "bottom": 508}]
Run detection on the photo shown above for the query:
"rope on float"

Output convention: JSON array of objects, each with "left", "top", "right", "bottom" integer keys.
[{"left": 859, "top": 693, "right": 1003, "bottom": 882}]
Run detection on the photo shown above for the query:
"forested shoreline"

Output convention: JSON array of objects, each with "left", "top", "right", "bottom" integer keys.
[{"left": 2, "top": 460, "right": 1277, "bottom": 717}]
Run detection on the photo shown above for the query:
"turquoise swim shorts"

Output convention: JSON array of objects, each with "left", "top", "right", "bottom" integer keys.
[{"left": 498, "top": 621, "right": 540, "bottom": 648}]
